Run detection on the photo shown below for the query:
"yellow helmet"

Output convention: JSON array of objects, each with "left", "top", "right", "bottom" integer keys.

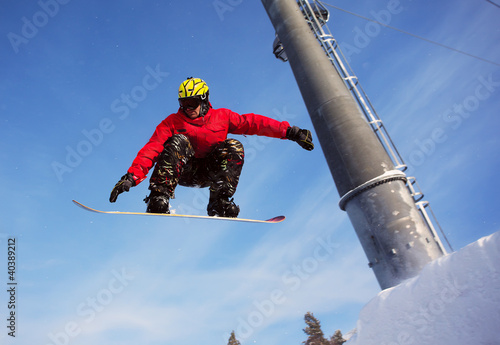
[{"left": 178, "top": 77, "right": 209, "bottom": 99}]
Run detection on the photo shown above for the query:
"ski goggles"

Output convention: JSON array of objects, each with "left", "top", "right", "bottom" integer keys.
[{"left": 179, "top": 97, "right": 202, "bottom": 110}]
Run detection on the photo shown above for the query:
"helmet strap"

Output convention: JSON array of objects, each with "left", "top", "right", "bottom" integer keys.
[{"left": 200, "top": 99, "right": 211, "bottom": 117}]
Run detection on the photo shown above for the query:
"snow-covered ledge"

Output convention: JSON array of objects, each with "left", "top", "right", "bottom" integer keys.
[{"left": 345, "top": 230, "right": 500, "bottom": 345}]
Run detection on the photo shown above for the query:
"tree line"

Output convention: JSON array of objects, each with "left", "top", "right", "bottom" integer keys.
[{"left": 227, "top": 311, "right": 346, "bottom": 345}]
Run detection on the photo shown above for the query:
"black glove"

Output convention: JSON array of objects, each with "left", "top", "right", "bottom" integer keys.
[
  {"left": 109, "top": 173, "right": 136, "bottom": 203},
  {"left": 286, "top": 126, "right": 314, "bottom": 151}
]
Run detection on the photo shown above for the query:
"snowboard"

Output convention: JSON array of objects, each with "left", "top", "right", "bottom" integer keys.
[{"left": 72, "top": 200, "right": 285, "bottom": 224}]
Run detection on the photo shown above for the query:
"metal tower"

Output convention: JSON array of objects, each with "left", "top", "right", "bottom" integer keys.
[{"left": 262, "top": 0, "right": 450, "bottom": 289}]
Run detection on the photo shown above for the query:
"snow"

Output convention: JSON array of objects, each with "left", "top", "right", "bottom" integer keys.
[{"left": 345, "top": 230, "right": 500, "bottom": 345}]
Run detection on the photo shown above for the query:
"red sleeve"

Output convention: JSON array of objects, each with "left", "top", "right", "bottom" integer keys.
[
  {"left": 127, "top": 117, "right": 174, "bottom": 184},
  {"left": 225, "top": 109, "right": 290, "bottom": 138}
]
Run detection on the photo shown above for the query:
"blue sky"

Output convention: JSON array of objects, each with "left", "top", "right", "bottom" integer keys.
[{"left": 1, "top": 0, "right": 499, "bottom": 344}]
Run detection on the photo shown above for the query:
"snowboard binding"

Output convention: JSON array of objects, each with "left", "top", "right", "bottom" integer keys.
[
  {"left": 207, "top": 193, "right": 240, "bottom": 218},
  {"left": 145, "top": 190, "right": 170, "bottom": 214}
]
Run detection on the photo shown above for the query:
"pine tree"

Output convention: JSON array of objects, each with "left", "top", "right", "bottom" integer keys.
[
  {"left": 227, "top": 330, "right": 241, "bottom": 345},
  {"left": 329, "top": 330, "right": 346, "bottom": 345},
  {"left": 303, "top": 312, "right": 329, "bottom": 345}
]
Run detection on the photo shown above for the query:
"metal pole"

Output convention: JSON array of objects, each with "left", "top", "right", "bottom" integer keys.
[{"left": 262, "top": 0, "right": 445, "bottom": 289}]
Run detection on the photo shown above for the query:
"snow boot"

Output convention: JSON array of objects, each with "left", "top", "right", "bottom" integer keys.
[
  {"left": 145, "top": 190, "right": 170, "bottom": 214},
  {"left": 207, "top": 192, "right": 240, "bottom": 218}
]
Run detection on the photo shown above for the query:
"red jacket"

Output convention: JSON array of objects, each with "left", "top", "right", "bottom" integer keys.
[{"left": 127, "top": 107, "right": 291, "bottom": 184}]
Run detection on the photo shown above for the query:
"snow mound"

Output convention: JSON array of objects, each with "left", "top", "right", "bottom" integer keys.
[{"left": 346, "top": 230, "right": 500, "bottom": 345}]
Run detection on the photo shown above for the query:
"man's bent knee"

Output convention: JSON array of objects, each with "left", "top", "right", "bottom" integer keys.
[
  {"left": 223, "top": 139, "right": 244, "bottom": 159},
  {"left": 163, "top": 134, "right": 195, "bottom": 157}
]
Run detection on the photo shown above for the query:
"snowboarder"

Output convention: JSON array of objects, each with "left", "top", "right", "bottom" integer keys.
[{"left": 109, "top": 77, "right": 314, "bottom": 217}]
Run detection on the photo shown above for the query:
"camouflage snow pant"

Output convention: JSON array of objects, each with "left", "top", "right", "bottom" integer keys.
[{"left": 149, "top": 134, "right": 245, "bottom": 199}]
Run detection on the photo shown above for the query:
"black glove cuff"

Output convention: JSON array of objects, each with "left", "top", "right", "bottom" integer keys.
[
  {"left": 286, "top": 126, "right": 300, "bottom": 141},
  {"left": 122, "top": 172, "right": 137, "bottom": 186}
]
